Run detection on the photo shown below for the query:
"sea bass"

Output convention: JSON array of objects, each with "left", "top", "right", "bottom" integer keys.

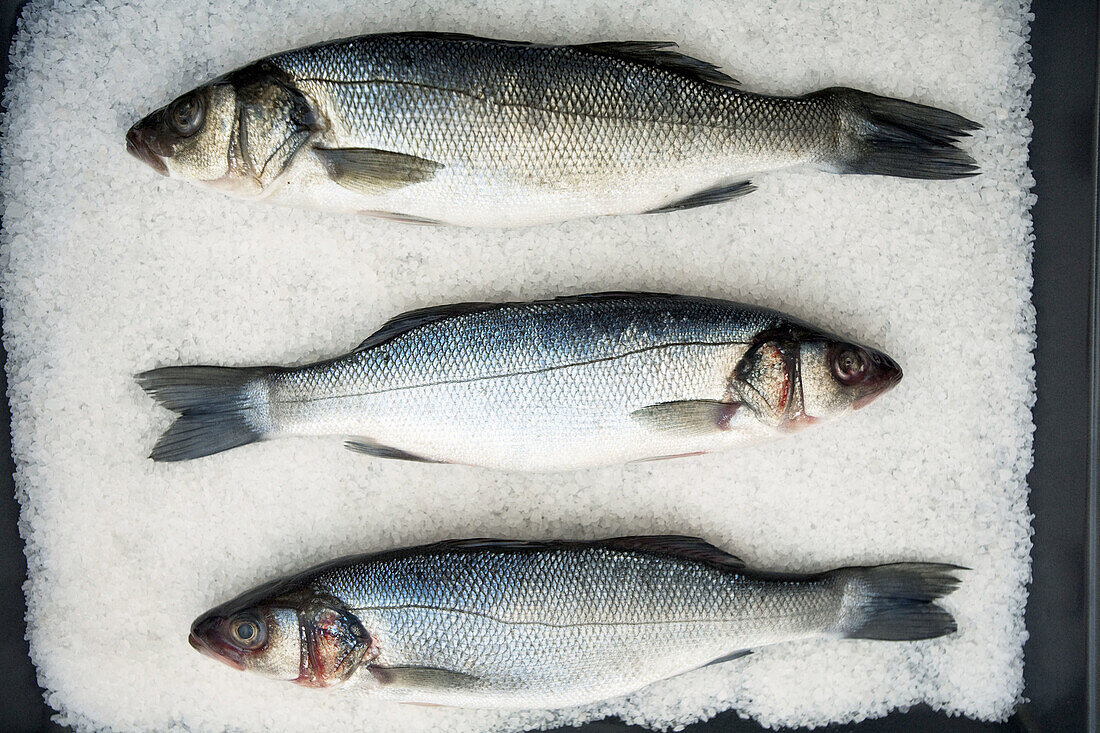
[
  {"left": 136, "top": 292, "right": 901, "bottom": 470},
  {"left": 126, "top": 32, "right": 979, "bottom": 227},
  {"left": 188, "top": 536, "right": 962, "bottom": 707}
]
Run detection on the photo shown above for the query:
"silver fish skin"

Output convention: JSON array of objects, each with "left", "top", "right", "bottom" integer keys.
[
  {"left": 188, "top": 536, "right": 962, "bottom": 708},
  {"left": 136, "top": 293, "right": 902, "bottom": 470},
  {"left": 126, "top": 33, "right": 980, "bottom": 227}
]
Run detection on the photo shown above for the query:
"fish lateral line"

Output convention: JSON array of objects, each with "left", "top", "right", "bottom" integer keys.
[
  {"left": 291, "top": 75, "right": 753, "bottom": 133},
  {"left": 346, "top": 601, "right": 768, "bottom": 629},
  {"left": 265, "top": 338, "right": 750, "bottom": 406}
]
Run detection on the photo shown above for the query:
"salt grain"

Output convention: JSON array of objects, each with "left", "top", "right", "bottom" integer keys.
[{"left": 1, "top": 0, "right": 1033, "bottom": 731}]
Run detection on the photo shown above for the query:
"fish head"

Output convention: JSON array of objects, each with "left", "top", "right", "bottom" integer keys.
[
  {"left": 732, "top": 327, "right": 901, "bottom": 430},
  {"left": 189, "top": 601, "right": 302, "bottom": 681},
  {"left": 126, "top": 63, "right": 319, "bottom": 197},
  {"left": 190, "top": 580, "right": 372, "bottom": 688}
]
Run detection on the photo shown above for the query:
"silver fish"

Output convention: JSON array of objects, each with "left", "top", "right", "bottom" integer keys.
[
  {"left": 137, "top": 292, "right": 901, "bottom": 470},
  {"left": 126, "top": 33, "right": 979, "bottom": 227},
  {"left": 188, "top": 536, "right": 962, "bottom": 707}
]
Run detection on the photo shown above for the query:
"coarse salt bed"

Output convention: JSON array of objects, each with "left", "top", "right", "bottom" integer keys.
[{"left": 0, "top": 0, "right": 1034, "bottom": 731}]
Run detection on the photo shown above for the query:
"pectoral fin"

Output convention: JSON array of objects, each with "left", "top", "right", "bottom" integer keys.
[
  {"left": 630, "top": 400, "right": 740, "bottom": 435},
  {"left": 370, "top": 665, "right": 483, "bottom": 693},
  {"left": 315, "top": 147, "right": 443, "bottom": 194}
]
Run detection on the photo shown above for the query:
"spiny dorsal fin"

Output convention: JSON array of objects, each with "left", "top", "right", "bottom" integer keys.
[
  {"left": 356, "top": 296, "right": 663, "bottom": 353},
  {"left": 385, "top": 34, "right": 738, "bottom": 87},
  {"left": 548, "top": 291, "right": 678, "bottom": 304},
  {"left": 355, "top": 293, "right": 724, "bottom": 353},
  {"left": 578, "top": 41, "right": 738, "bottom": 87},
  {"left": 423, "top": 538, "right": 560, "bottom": 553},
  {"left": 356, "top": 301, "right": 504, "bottom": 352},
  {"left": 389, "top": 31, "right": 534, "bottom": 48}
]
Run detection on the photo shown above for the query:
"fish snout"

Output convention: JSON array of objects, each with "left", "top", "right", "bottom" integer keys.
[
  {"left": 874, "top": 350, "right": 903, "bottom": 389},
  {"left": 125, "top": 122, "right": 169, "bottom": 176},
  {"left": 189, "top": 614, "right": 246, "bottom": 671},
  {"left": 851, "top": 348, "right": 903, "bottom": 410}
]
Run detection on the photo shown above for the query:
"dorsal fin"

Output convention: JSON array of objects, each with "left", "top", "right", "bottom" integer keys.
[
  {"left": 577, "top": 41, "right": 738, "bottom": 87},
  {"left": 385, "top": 34, "right": 737, "bottom": 87},
  {"left": 596, "top": 536, "right": 745, "bottom": 568},
  {"left": 550, "top": 291, "right": 665, "bottom": 303},
  {"left": 424, "top": 538, "right": 556, "bottom": 553},
  {"left": 419, "top": 536, "right": 745, "bottom": 568},
  {"left": 356, "top": 294, "right": 690, "bottom": 352},
  {"left": 389, "top": 31, "right": 534, "bottom": 47},
  {"left": 355, "top": 302, "right": 503, "bottom": 352}
]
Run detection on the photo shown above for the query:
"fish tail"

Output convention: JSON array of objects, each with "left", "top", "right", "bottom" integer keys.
[
  {"left": 816, "top": 87, "right": 980, "bottom": 180},
  {"left": 135, "top": 365, "right": 273, "bottom": 462},
  {"left": 834, "top": 562, "right": 964, "bottom": 641}
]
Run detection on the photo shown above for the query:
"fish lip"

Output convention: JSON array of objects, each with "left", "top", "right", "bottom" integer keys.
[
  {"left": 189, "top": 617, "right": 246, "bottom": 671},
  {"left": 125, "top": 124, "right": 169, "bottom": 176}
]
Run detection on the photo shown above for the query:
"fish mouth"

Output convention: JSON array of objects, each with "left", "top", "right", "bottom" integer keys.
[
  {"left": 852, "top": 350, "right": 903, "bottom": 410},
  {"left": 189, "top": 618, "right": 246, "bottom": 671},
  {"left": 125, "top": 124, "right": 169, "bottom": 176}
]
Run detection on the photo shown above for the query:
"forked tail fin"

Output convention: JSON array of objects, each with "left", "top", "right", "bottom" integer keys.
[
  {"left": 835, "top": 562, "right": 964, "bottom": 641},
  {"left": 815, "top": 87, "right": 981, "bottom": 180},
  {"left": 136, "top": 366, "right": 272, "bottom": 462}
]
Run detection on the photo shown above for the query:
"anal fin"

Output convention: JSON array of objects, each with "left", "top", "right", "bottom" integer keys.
[
  {"left": 630, "top": 451, "right": 708, "bottom": 463},
  {"left": 344, "top": 438, "right": 444, "bottom": 463},
  {"left": 360, "top": 210, "right": 442, "bottom": 226},
  {"left": 702, "top": 649, "right": 753, "bottom": 668},
  {"left": 630, "top": 400, "right": 740, "bottom": 435},
  {"left": 647, "top": 180, "right": 756, "bottom": 214}
]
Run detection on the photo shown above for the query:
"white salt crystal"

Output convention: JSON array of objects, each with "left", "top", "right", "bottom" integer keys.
[{"left": 0, "top": 0, "right": 1033, "bottom": 731}]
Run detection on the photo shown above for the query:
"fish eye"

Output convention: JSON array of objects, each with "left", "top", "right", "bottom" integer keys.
[
  {"left": 228, "top": 615, "right": 266, "bottom": 649},
  {"left": 166, "top": 93, "right": 205, "bottom": 137},
  {"left": 831, "top": 347, "right": 868, "bottom": 385}
]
